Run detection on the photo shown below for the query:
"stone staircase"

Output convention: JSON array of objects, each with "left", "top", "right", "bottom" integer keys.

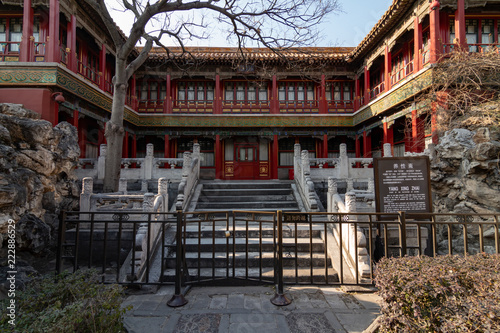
[
  {"left": 161, "top": 219, "right": 338, "bottom": 284},
  {"left": 193, "top": 181, "right": 300, "bottom": 212}
]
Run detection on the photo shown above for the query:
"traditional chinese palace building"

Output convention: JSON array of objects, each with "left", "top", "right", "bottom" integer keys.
[{"left": 0, "top": 0, "right": 498, "bottom": 179}]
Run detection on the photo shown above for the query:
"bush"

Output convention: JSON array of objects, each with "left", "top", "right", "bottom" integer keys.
[
  {"left": 0, "top": 270, "right": 131, "bottom": 332},
  {"left": 375, "top": 254, "right": 500, "bottom": 332}
]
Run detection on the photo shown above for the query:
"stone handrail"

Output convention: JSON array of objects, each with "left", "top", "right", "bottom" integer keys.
[
  {"left": 327, "top": 177, "right": 371, "bottom": 279},
  {"left": 175, "top": 143, "right": 200, "bottom": 211},
  {"left": 309, "top": 157, "right": 339, "bottom": 169},
  {"left": 75, "top": 143, "right": 185, "bottom": 181},
  {"left": 294, "top": 144, "right": 318, "bottom": 211}
]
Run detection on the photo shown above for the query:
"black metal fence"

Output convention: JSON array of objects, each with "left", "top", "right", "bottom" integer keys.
[{"left": 57, "top": 210, "right": 500, "bottom": 301}]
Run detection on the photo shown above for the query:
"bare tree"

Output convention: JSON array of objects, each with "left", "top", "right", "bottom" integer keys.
[
  {"left": 421, "top": 50, "right": 500, "bottom": 137},
  {"left": 83, "top": 0, "right": 340, "bottom": 192}
]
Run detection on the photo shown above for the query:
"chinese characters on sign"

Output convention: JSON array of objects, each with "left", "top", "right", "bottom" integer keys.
[{"left": 374, "top": 157, "right": 432, "bottom": 214}]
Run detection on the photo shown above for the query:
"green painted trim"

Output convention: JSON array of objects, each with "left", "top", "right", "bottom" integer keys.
[
  {"left": 0, "top": 66, "right": 57, "bottom": 85},
  {"left": 129, "top": 114, "right": 354, "bottom": 127}
]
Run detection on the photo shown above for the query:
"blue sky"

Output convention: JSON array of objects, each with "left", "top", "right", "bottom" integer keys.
[{"left": 107, "top": 0, "right": 393, "bottom": 48}]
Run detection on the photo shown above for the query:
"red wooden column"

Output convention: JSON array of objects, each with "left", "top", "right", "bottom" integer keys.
[
  {"left": 164, "top": 135, "right": 170, "bottom": 157},
  {"left": 455, "top": 0, "right": 466, "bottom": 49},
  {"left": 47, "top": 0, "right": 60, "bottom": 62},
  {"left": 323, "top": 134, "right": 328, "bottom": 159},
  {"left": 271, "top": 75, "right": 278, "bottom": 114},
  {"left": 429, "top": 3, "right": 441, "bottom": 63},
  {"left": 354, "top": 76, "right": 360, "bottom": 110},
  {"left": 215, "top": 135, "right": 222, "bottom": 179},
  {"left": 99, "top": 44, "right": 106, "bottom": 91},
  {"left": 20, "top": 0, "right": 34, "bottom": 62},
  {"left": 165, "top": 74, "right": 172, "bottom": 113},
  {"left": 364, "top": 66, "right": 370, "bottom": 103},
  {"left": 214, "top": 74, "right": 221, "bottom": 114},
  {"left": 272, "top": 135, "right": 278, "bottom": 179},
  {"left": 384, "top": 45, "right": 391, "bottom": 91},
  {"left": 320, "top": 75, "right": 327, "bottom": 114},
  {"left": 132, "top": 134, "right": 137, "bottom": 158},
  {"left": 67, "top": 15, "right": 77, "bottom": 72},
  {"left": 123, "top": 132, "right": 129, "bottom": 158},
  {"left": 355, "top": 134, "right": 361, "bottom": 158},
  {"left": 363, "top": 131, "right": 372, "bottom": 157},
  {"left": 411, "top": 109, "right": 419, "bottom": 152},
  {"left": 414, "top": 17, "right": 423, "bottom": 72}
]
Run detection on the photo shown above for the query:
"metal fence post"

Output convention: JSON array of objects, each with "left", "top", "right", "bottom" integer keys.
[
  {"left": 398, "top": 211, "right": 407, "bottom": 256},
  {"left": 271, "top": 210, "right": 291, "bottom": 306},
  {"left": 167, "top": 210, "right": 188, "bottom": 307},
  {"left": 55, "top": 211, "right": 66, "bottom": 275}
]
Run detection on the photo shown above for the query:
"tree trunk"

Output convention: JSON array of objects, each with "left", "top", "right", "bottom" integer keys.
[{"left": 103, "top": 59, "right": 127, "bottom": 192}]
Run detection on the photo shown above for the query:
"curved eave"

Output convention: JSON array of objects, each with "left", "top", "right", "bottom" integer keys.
[{"left": 348, "top": 0, "right": 416, "bottom": 62}]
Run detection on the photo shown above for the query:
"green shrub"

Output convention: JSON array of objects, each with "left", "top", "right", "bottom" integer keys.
[
  {"left": 0, "top": 270, "right": 131, "bottom": 332},
  {"left": 375, "top": 254, "right": 500, "bottom": 332}
]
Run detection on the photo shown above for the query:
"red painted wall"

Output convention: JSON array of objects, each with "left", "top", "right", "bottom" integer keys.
[{"left": 0, "top": 88, "right": 56, "bottom": 124}]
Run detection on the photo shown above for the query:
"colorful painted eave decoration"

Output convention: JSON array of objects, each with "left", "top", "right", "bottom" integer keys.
[
  {"left": 0, "top": 65, "right": 113, "bottom": 112},
  {"left": 125, "top": 113, "right": 354, "bottom": 127},
  {"left": 0, "top": 66, "right": 58, "bottom": 85},
  {"left": 353, "top": 68, "right": 432, "bottom": 125}
]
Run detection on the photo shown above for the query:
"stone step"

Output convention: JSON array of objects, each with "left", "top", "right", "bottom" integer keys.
[
  {"left": 177, "top": 228, "right": 322, "bottom": 239},
  {"left": 200, "top": 188, "right": 293, "bottom": 196},
  {"left": 161, "top": 267, "right": 338, "bottom": 283},
  {"left": 179, "top": 237, "right": 325, "bottom": 252},
  {"left": 187, "top": 207, "right": 300, "bottom": 214},
  {"left": 164, "top": 251, "right": 331, "bottom": 268},
  {"left": 196, "top": 201, "right": 298, "bottom": 209},
  {"left": 202, "top": 182, "right": 292, "bottom": 190},
  {"left": 197, "top": 195, "right": 295, "bottom": 203}
]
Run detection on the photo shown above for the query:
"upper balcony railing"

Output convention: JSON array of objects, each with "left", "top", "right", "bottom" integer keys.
[
  {"left": 443, "top": 43, "right": 499, "bottom": 54},
  {"left": 170, "top": 100, "right": 214, "bottom": 113},
  {"left": 0, "top": 41, "right": 21, "bottom": 61},
  {"left": 77, "top": 60, "right": 101, "bottom": 86},
  {"left": 369, "top": 82, "right": 385, "bottom": 100},
  {"left": 279, "top": 99, "right": 319, "bottom": 113},
  {"left": 390, "top": 61, "right": 414, "bottom": 86},
  {"left": 137, "top": 99, "right": 165, "bottom": 113},
  {"left": 327, "top": 100, "right": 354, "bottom": 113},
  {"left": 222, "top": 100, "right": 270, "bottom": 113}
]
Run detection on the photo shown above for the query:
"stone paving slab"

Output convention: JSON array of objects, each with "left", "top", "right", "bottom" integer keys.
[{"left": 123, "top": 285, "right": 381, "bottom": 333}]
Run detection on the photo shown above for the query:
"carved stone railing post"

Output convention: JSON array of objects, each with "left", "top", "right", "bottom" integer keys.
[
  {"left": 118, "top": 178, "right": 127, "bottom": 194},
  {"left": 158, "top": 177, "right": 169, "bottom": 214},
  {"left": 192, "top": 143, "right": 201, "bottom": 179},
  {"left": 97, "top": 144, "right": 106, "bottom": 180},
  {"left": 338, "top": 143, "right": 349, "bottom": 178},
  {"left": 294, "top": 143, "right": 301, "bottom": 180},
  {"left": 347, "top": 178, "right": 354, "bottom": 192},
  {"left": 383, "top": 143, "right": 392, "bottom": 157},
  {"left": 301, "top": 150, "right": 311, "bottom": 175},
  {"left": 327, "top": 177, "right": 337, "bottom": 214},
  {"left": 144, "top": 143, "right": 154, "bottom": 180},
  {"left": 80, "top": 177, "right": 93, "bottom": 220},
  {"left": 182, "top": 152, "right": 192, "bottom": 176}
]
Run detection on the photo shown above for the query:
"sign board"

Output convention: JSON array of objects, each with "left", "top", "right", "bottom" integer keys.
[
  {"left": 283, "top": 213, "right": 308, "bottom": 223},
  {"left": 373, "top": 156, "right": 432, "bottom": 215}
]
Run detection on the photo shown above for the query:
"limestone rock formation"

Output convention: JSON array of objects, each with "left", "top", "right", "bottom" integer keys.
[
  {"left": 430, "top": 127, "right": 500, "bottom": 253},
  {"left": 431, "top": 128, "right": 500, "bottom": 214},
  {"left": 0, "top": 103, "right": 80, "bottom": 254}
]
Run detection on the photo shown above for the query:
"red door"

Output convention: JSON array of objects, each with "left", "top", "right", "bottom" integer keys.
[{"left": 234, "top": 143, "right": 258, "bottom": 179}]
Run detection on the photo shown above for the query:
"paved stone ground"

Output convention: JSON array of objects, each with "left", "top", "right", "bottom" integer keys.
[{"left": 122, "top": 285, "right": 381, "bottom": 333}]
